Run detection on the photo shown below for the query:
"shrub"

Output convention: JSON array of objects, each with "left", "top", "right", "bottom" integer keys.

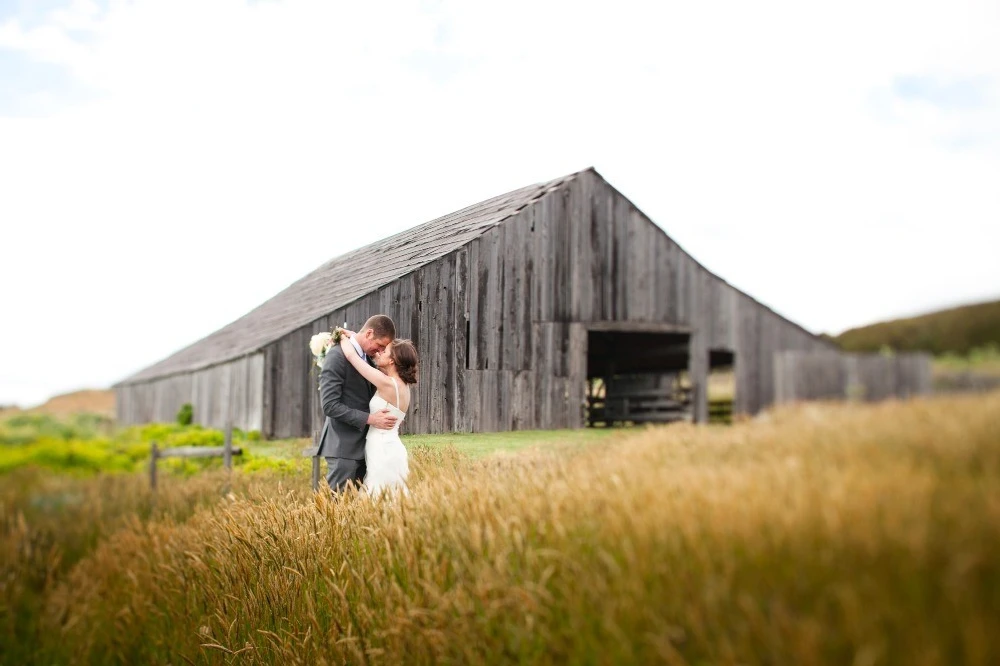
[{"left": 175, "top": 403, "right": 193, "bottom": 426}]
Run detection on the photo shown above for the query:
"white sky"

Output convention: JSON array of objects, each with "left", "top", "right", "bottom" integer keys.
[{"left": 1, "top": 0, "right": 998, "bottom": 407}]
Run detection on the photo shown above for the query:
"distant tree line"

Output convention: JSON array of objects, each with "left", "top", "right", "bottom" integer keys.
[{"left": 833, "top": 299, "right": 1000, "bottom": 356}]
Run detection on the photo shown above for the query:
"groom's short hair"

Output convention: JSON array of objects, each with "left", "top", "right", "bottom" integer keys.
[{"left": 362, "top": 315, "right": 396, "bottom": 340}]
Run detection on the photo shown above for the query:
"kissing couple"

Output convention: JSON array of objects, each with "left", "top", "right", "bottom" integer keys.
[{"left": 317, "top": 315, "right": 419, "bottom": 497}]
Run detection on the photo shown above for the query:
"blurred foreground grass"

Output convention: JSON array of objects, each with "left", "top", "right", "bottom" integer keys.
[{"left": 2, "top": 391, "right": 999, "bottom": 664}]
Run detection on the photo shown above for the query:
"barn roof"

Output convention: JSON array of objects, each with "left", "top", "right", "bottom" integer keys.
[{"left": 119, "top": 171, "right": 578, "bottom": 384}]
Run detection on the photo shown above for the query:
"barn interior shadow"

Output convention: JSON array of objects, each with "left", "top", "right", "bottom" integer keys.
[{"left": 586, "top": 330, "right": 695, "bottom": 427}]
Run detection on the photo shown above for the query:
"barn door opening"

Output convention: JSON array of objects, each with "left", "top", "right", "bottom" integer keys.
[
  {"left": 586, "top": 329, "right": 693, "bottom": 426},
  {"left": 708, "top": 349, "right": 735, "bottom": 424}
]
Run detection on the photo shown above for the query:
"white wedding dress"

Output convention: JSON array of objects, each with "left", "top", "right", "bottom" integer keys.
[{"left": 363, "top": 378, "right": 410, "bottom": 497}]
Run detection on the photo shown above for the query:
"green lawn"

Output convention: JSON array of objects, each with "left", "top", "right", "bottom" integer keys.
[
  {"left": 247, "top": 426, "right": 634, "bottom": 462},
  {"left": 403, "top": 426, "right": 632, "bottom": 457}
]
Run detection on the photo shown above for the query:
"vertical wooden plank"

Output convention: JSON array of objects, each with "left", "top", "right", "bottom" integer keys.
[
  {"left": 498, "top": 371, "right": 514, "bottom": 432},
  {"left": 588, "top": 177, "right": 606, "bottom": 322},
  {"left": 532, "top": 322, "right": 545, "bottom": 427},
  {"left": 552, "top": 186, "right": 572, "bottom": 322},
  {"left": 512, "top": 371, "right": 527, "bottom": 430},
  {"left": 466, "top": 370, "right": 481, "bottom": 432},
  {"left": 485, "top": 226, "right": 504, "bottom": 373},
  {"left": 480, "top": 371, "right": 496, "bottom": 432},
  {"left": 477, "top": 231, "right": 495, "bottom": 371},
  {"left": 518, "top": 209, "right": 534, "bottom": 370},
  {"left": 592, "top": 179, "right": 614, "bottom": 322},
  {"left": 541, "top": 323, "right": 556, "bottom": 427},
  {"left": 453, "top": 247, "right": 468, "bottom": 431},
  {"left": 394, "top": 275, "right": 415, "bottom": 342},
  {"left": 625, "top": 207, "right": 644, "bottom": 321},
  {"left": 417, "top": 263, "right": 435, "bottom": 433},
  {"left": 612, "top": 191, "right": 630, "bottom": 321},
  {"left": 535, "top": 192, "right": 555, "bottom": 323},
  {"left": 687, "top": 267, "right": 709, "bottom": 423},
  {"left": 436, "top": 254, "right": 453, "bottom": 432},
  {"left": 758, "top": 309, "right": 777, "bottom": 409},
  {"left": 467, "top": 239, "right": 481, "bottom": 371},
  {"left": 502, "top": 222, "right": 518, "bottom": 371},
  {"left": 567, "top": 323, "right": 588, "bottom": 428},
  {"left": 569, "top": 172, "right": 594, "bottom": 322}
]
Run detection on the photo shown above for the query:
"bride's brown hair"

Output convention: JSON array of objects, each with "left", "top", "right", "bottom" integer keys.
[{"left": 390, "top": 339, "right": 419, "bottom": 385}]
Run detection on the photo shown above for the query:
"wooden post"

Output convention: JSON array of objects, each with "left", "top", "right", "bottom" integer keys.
[
  {"left": 223, "top": 425, "right": 233, "bottom": 495},
  {"left": 224, "top": 425, "right": 233, "bottom": 471},
  {"left": 150, "top": 441, "right": 159, "bottom": 491}
]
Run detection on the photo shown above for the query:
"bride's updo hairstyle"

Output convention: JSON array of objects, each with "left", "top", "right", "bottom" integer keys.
[{"left": 390, "top": 339, "right": 419, "bottom": 384}]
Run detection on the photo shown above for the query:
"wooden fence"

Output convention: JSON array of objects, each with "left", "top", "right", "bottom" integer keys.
[
  {"left": 149, "top": 426, "right": 243, "bottom": 491},
  {"left": 773, "top": 351, "right": 932, "bottom": 404},
  {"left": 303, "top": 430, "right": 322, "bottom": 492}
]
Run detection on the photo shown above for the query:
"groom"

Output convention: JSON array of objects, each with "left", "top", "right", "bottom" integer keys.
[{"left": 318, "top": 314, "right": 397, "bottom": 493}]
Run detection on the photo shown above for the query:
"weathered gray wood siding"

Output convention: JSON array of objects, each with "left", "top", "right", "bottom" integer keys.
[
  {"left": 540, "top": 170, "right": 831, "bottom": 423},
  {"left": 116, "top": 354, "right": 264, "bottom": 431},
  {"left": 773, "top": 351, "right": 932, "bottom": 403},
  {"left": 262, "top": 169, "right": 832, "bottom": 437}
]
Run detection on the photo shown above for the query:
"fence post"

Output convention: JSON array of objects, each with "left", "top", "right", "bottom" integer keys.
[
  {"left": 223, "top": 424, "right": 233, "bottom": 495},
  {"left": 150, "top": 441, "right": 159, "bottom": 491},
  {"left": 224, "top": 425, "right": 233, "bottom": 471}
]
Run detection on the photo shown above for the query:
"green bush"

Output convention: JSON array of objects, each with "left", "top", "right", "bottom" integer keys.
[
  {"left": 0, "top": 413, "right": 113, "bottom": 446},
  {"left": 162, "top": 428, "right": 224, "bottom": 448},
  {"left": 0, "top": 438, "right": 134, "bottom": 475},
  {"left": 0, "top": 412, "right": 274, "bottom": 477},
  {"left": 175, "top": 403, "right": 193, "bottom": 426}
]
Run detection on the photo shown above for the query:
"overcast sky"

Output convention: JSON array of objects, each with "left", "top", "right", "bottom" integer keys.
[{"left": 2, "top": 0, "right": 998, "bottom": 407}]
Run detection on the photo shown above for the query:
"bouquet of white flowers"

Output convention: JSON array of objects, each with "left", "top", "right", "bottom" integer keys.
[{"left": 309, "top": 327, "right": 347, "bottom": 369}]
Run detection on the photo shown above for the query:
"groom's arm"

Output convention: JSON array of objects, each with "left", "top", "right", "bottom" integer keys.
[{"left": 320, "top": 346, "right": 369, "bottom": 431}]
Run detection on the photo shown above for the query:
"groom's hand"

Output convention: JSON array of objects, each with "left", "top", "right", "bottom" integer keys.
[{"left": 367, "top": 409, "right": 397, "bottom": 430}]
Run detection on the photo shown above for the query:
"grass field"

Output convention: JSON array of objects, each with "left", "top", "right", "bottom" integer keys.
[{"left": 2, "top": 392, "right": 999, "bottom": 664}]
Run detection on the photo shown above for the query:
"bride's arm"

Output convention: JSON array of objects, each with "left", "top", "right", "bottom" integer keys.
[{"left": 339, "top": 334, "right": 393, "bottom": 390}]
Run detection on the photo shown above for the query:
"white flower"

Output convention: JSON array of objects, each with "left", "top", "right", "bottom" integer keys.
[{"left": 309, "top": 332, "right": 333, "bottom": 356}]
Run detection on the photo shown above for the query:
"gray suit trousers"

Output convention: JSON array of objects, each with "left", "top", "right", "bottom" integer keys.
[{"left": 325, "top": 457, "right": 366, "bottom": 493}]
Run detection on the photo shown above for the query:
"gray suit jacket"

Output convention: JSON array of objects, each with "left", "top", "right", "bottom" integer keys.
[{"left": 317, "top": 345, "right": 374, "bottom": 460}]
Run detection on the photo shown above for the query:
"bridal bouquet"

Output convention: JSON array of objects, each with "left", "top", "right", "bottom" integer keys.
[{"left": 309, "top": 327, "right": 347, "bottom": 369}]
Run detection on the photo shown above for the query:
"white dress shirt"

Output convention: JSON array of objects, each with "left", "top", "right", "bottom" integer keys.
[{"left": 350, "top": 335, "right": 366, "bottom": 363}]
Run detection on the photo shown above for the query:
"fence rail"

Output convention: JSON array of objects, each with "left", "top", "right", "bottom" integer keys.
[
  {"left": 149, "top": 426, "right": 243, "bottom": 491},
  {"left": 588, "top": 389, "right": 692, "bottom": 426},
  {"left": 708, "top": 399, "right": 733, "bottom": 424}
]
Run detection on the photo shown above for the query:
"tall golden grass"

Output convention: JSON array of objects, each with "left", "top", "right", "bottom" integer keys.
[{"left": 3, "top": 392, "right": 999, "bottom": 664}]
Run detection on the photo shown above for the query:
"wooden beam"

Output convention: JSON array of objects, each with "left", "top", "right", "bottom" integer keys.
[
  {"left": 156, "top": 446, "right": 245, "bottom": 459},
  {"left": 583, "top": 321, "right": 693, "bottom": 334}
]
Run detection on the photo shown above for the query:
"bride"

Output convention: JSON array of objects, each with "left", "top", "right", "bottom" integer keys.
[{"left": 338, "top": 330, "right": 418, "bottom": 497}]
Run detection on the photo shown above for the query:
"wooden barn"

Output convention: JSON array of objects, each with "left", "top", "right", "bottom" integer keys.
[{"left": 116, "top": 167, "right": 838, "bottom": 437}]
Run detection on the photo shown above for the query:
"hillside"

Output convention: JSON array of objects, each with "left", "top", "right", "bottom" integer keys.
[
  {"left": 834, "top": 299, "right": 1000, "bottom": 355},
  {"left": 0, "top": 389, "right": 115, "bottom": 419}
]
